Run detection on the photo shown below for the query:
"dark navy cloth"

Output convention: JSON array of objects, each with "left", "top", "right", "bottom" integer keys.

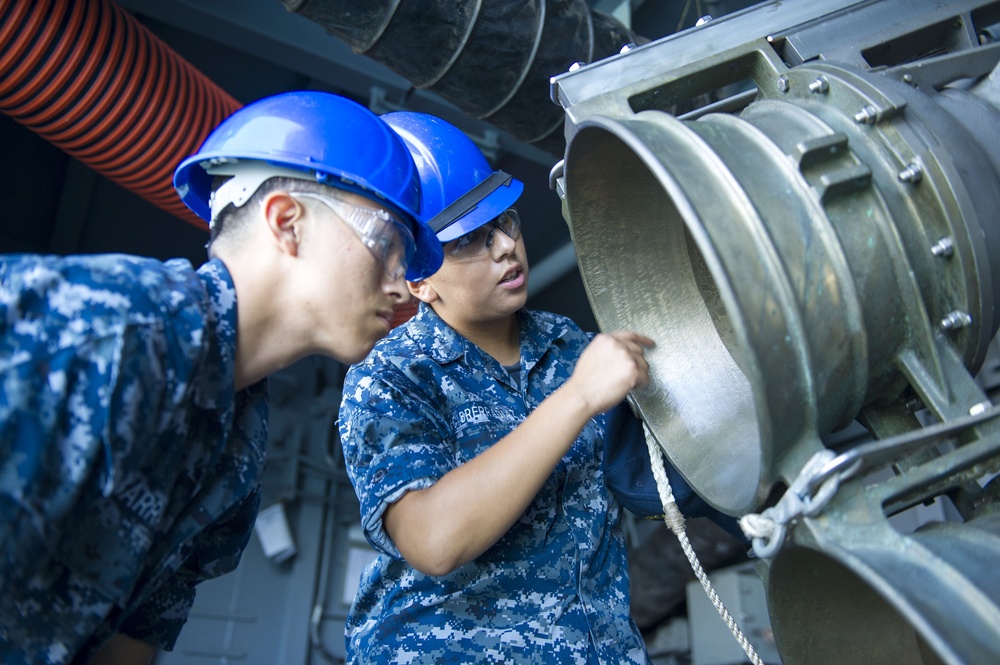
[{"left": 603, "top": 401, "right": 747, "bottom": 541}]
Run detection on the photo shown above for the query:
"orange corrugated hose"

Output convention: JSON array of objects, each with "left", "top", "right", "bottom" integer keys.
[{"left": 0, "top": 0, "right": 242, "bottom": 231}]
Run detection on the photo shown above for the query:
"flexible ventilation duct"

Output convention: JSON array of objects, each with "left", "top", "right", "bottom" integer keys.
[
  {"left": 0, "top": 0, "right": 241, "bottom": 231},
  {"left": 281, "top": 0, "right": 643, "bottom": 157}
]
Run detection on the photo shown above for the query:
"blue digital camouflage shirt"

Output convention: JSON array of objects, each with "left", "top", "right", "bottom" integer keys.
[
  {"left": 339, "top": 303, "right": 648, "bottom": 664},
  {"left": 0, "top": 254, "right": 268, "bottom": 664}
]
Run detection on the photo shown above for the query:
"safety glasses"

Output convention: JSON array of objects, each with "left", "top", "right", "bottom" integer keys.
[
  {"left": 444, "top": 208, "right": 521, "bottom": 261},
  {"left": 290, "top": 191, "right": 415, "bottom": 280}
]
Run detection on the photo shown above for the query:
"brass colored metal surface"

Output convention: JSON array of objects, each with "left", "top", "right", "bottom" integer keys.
[
  {"left": 559, "top": 20, "right": 1000, "bottom": 517},
  {"left": 553, "top": 0, "right": 1000, "bottom": 661}
]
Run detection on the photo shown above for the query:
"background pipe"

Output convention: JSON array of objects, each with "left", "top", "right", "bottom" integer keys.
[
  {"left": 0, "top": 0, "right": 241, "bottom": 231},
  {"left": 280, "top": 0, "right": 644, "bottom": 157}
]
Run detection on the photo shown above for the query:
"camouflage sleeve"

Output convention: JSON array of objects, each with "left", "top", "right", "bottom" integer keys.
[
  {"left": 117, "top": 578, "right": 195, "bottom": 651},
  {"left": 339, "top": 367, "right": 452, "bottom": 558},
  {"left": 118, "top": 488, "right": 260, "bottom": 650}
]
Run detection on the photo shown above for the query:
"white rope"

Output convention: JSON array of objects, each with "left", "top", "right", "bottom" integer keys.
[
  {"left": 739, "top": 512, "right": 778, "bottom": 541},
  {"left": 642, "top": 424, "right": 765, "bottom": 665}
]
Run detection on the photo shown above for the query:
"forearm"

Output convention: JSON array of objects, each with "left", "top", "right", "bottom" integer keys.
[
  {"left": 87, "top": 633, "right": 156, "bottom": 665},
  {"left": 384, "top": 385, "right": 594, "bottom": 575}
]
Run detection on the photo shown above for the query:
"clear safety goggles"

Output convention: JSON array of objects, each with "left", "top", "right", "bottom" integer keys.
[
  {"left": 445, "top": 208, "right": 521, "bottom": 261},
  {"left": 290, "top": 191, "right": 415, "bottom": 280}
]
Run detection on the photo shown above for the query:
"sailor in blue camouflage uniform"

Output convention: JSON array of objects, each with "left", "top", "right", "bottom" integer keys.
[
  {"left": 0, "top": 91, "right": 443, "bottom": 665},
  {"left": 339, "top": 112, "right": 655, "bottom": 664},
  {"left": 0, "top": 254, "right": 266, "bottom": 663}
]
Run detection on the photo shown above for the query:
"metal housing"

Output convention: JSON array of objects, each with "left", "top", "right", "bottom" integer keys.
[{"left": 552, "top": 1, "right": 1000, "bottom": 661}]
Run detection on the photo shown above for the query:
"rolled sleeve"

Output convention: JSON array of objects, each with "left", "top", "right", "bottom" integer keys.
[
  {"left": 340, "top": 369, "right": 453, "bottom": 558},
  {"left": 119, "top": 490, "right": 259, "bottom": 649},
  {"left": 118, "top": 574, "right": 196, "bottom": 650}
]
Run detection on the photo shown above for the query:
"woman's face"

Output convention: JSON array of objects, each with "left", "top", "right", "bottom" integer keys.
[{"left": 410, "top": 214, "right": 530, "bottom": 330}]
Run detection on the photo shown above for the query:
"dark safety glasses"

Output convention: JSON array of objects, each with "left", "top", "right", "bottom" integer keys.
[{"left": 444, "top": 208, "right": 521, "bottom": 261}]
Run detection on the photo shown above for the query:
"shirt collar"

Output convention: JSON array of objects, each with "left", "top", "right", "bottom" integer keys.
[
  {"left": 404, "top": 301, "right": 570, "bottom": 372},
  {"left": 191, "top": 258, "right": 240, "bottom": 411},
  {"left": 405, "top": 302, "right": 466, "bottom": 365},
  {"left": 517, "top": 308, "right": 567, "bottom": 372}
]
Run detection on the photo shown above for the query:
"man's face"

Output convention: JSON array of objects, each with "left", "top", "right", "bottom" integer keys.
[{"left": 293, "top": 189, "right": 411, "bottom": 363}]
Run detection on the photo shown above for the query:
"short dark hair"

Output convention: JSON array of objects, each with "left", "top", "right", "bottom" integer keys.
[{"left": 206, "top": 176, "right": 336, "bottom": 257}]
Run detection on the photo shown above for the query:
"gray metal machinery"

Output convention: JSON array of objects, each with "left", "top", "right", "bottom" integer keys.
[{"left": 549, "top": 1, "right": 1000, "bottom": 663}]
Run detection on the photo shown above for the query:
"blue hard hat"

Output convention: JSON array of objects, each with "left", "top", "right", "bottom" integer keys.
[
  {"left": 174, "top": 91, "right": 443, "bottom": 281},
  {"left": 381, "top": 112, "right": 524, "bottom": 245}
]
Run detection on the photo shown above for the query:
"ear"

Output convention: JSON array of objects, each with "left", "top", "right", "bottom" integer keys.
[
  {"left": 261, "top": 191, "right": 302, "bottom": 257},
  {"left": 408, "top": 278, "right": 439, "bottom": 304}
]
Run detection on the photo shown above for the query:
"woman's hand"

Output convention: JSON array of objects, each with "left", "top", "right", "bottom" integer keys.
[{"left": 564, "top": 331, "right": 655, "bottom": 416}]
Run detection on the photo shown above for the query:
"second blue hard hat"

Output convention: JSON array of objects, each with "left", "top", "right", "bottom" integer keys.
[
  {"left": 381, "top": 111, "right": 524, "bottom": 245},
  {"left": 174, "top": 91, "right": 443, "bottom": 281}
]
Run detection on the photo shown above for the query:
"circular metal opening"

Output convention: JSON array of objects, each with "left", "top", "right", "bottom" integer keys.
[
  {"left": 565, "top": 119, "right": 762, "bottom": 513},
  {"left": 769, "top": 546, "right": 945, "bottom": 664}
]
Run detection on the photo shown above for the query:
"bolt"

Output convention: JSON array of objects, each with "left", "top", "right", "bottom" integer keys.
[
  {"left": 777, "top": 76, "right": 790, "bottom": 93},
  {"left": 931, "top": 237, "right": 954, "bottom": 258},
  {"left": 619, "top": 43, "right": 637, "bottom": 54},
  {"left": 808, "top": 77, "right": 829, "bottom": 94},
  {"left": 854, "top": 105, "right": 878, "bottom": 124},
  {"left": 569, "top": 61, "right": 584, "bottom": 72},
  {"left": 970, "top": 401, "right": 992, "bottom": 416},
  {"left": 903, "top": 395, "right": 925, "bottom": 413},
  {"left": 898, "top": 162, "right": 923, "bottom": 183},
  {"left": 940, "top": 311, "right": 972, "bottom": 331},
  {"left": 902, "top": 73, "right": 915, "bottom": 86}
]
